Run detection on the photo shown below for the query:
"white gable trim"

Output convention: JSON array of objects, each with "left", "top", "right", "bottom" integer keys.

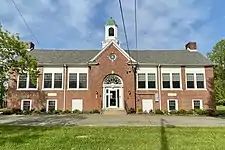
[{"left": 90, "top": 40, "right": 136, "bottom": 62}]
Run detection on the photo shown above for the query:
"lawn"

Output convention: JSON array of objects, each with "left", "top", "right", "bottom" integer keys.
[{"left": 0, "top": 125, "right": 225, "bottom": 150}]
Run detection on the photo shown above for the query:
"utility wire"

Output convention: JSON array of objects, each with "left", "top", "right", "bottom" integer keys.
[
  {"left": 118, "top": 0, "right": 130, "bottom": 55},
  {"left": 134, "top": 0, "right": 138, "bottom": 62},
  {"left": 10, "top": 0, "right": 40, "bottom": 45}
]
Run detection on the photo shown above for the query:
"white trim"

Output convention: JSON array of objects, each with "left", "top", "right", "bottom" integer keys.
[
  {"left": 161, "top": 67, "right": 182, "bottom": 90},
  {"left": 185, "top": 67, "right": 206, "bottom": 90},
  {"left": 167, "top": 99, "right": 178, "bottom": 111},
  {"left": 17, "top": 74, "right": 38, "bottom": 90},
  {"left": 46, "top": 99, "right": 57, "bottom": 112},
  {"left": 90, "top": 40, "right": 136, "bottom": 62},
  {"left": 67, "top": 67, "right": 88, "bottom": 90},
  {"left": 192, "top": 99, "right": 203, "bottom": 109},
  {"left": 21, "top": 99, "right": 32, "bottom": 111}
]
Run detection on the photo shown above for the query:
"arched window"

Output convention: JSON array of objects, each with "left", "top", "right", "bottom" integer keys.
[
  {"left": 108, "top": 27, "right": 114, "bottom": 36},
  {"left": 103, "top": 75, "right": 122, "bottom": 84}
]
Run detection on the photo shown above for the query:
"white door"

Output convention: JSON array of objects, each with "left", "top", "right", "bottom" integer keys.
[
  {"left": 142, "top": 99, "right": 153, "bottom": 112},
  {"left": 72, "top": 99, "right": 83, "bottom": 111}
]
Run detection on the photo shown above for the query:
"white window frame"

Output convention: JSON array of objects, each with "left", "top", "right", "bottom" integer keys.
[
  {"left": 42, "top": 67, "right": 64, "bottom": 90},
  {"left": 161, "top": 67, "right": 182, "bottom": 90},
  {"left": 67, "top": 68, "right": 88, "bottom": 90},
  {"left": 17, "top": 73, "right": 38, "bottom": 90},
  {"left": 136, "top": 67, "right": 158, "bottom": 90},
  {"left": 46, "top": 99, "right": 57, "bottom": 112},
  {"left": 192, "top": 99, "right": 203, "bottom": 109},
  {"left": 185, "top": 68, "right": 206, "bottom": 90},
  {"left": 167, "top": 99, "right": 178, "bottom": 111},
  {"left": 21, "top": 99, "right": 32, "bottom": 111}
]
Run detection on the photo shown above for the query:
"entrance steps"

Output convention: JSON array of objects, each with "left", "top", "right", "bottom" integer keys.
[{"left": 102, "top": 108, "right": 127, "bottom": 115}]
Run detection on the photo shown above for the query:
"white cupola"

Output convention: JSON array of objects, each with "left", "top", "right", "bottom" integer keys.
[{"left": 101, "top": 17, "right": 119, "bottom": 48}]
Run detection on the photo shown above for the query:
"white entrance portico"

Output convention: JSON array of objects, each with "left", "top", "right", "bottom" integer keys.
[{"left": 102, "top": 74, "right": 124, "bottom": 109}]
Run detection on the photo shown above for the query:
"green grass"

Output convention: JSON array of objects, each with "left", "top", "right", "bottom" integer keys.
[
  {"left": 217, "top": 105, "right": 225, "bottom": 110},
  {"left": 0, "top": 125, "right": 225, "bottom": 150}
]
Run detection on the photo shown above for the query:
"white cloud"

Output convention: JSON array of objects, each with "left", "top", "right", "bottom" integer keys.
[{"left": 0, "top": 0, "right": 213, "bottom": 52}]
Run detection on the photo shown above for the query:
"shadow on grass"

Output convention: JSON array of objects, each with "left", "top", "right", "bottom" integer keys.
[
  {"left": 0, "top": 125, "right": 60, "bottom": 145},
  {"left": 160, "top": 118, "right": 176, "bottom": 150}
]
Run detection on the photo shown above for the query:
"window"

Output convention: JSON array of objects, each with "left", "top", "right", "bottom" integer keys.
[
  {"left": 47, "top": 100, "right": 57, "bottom": 111},
  {"left": 162, "top": 73, "right": 170, "bottom": 88},
  {"left": 108, "top": 27, "right": 114, "bottom": 36},
  {"left": 69, "top": 73, "right": 77, "bottom": 88},
  {"left": 43, "top": 73, "right": 52, "bottom": 88},
  {"left": 21, "top": 100, "right": 32, "bottom": 111},
  {"left": 186, "top": 73, "right": 194, "bottom": 88},
  {"left": 196, "top": 73, "right": 204, "bottom": 88},
  {"left": 138, "top": 73, "right": 146, "bottom": 88},
  {"left": 192, "top": 100, "right": 203, "bottom": 109},
  {"left": 186, "top": 73, "right": 205, "bottom": 89},
  {"left": 43, "top": 73, "right": 63, "bottom": 89},
  {"left": 137, "top": 73, "right": 156, "bottom": 89},
  {"left": 148, "top": 73, "right": 156, "bottom": 88},
  {"left": 68, "top": 73, "right": 88, "bottom": 89},
  {"left": 172, "top": 73, "right": 180, "bottom": 88},
  {"left": 54, "top": 73, "right": 62, "bottom": 88},
  {"left": 17, "top": 73, "right": 37, "bottom": 89},
  {"left": 167, "top": 100, "right": 178, "bottom": 111}
]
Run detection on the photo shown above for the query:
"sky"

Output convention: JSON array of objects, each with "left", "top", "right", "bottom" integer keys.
[{"left": 0, "top": 0, "right": 225, "bottom": 55}]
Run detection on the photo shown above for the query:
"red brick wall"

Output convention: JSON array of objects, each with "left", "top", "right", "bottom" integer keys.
[{"left": 6, "top": 44, "right": 215, "bottom": 111}]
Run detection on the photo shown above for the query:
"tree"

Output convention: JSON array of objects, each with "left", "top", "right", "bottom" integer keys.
[
  {"left": 0, "top": 25, "right": 39, "bottom": 108},
  {"left": 207, "top": 39, "right": 225, "bottom": 105}
]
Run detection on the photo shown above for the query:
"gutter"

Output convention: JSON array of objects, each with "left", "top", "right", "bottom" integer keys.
[
  {"left": 63, "top": 64, "right": 67, "bottom": 111},
  {"left": 157, "top": 64, "right": 162, "bottom": 110}
]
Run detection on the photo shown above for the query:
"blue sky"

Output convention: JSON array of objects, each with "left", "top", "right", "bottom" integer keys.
[{"left": 0, "top": 0, "right": 225, "bottom": 55}]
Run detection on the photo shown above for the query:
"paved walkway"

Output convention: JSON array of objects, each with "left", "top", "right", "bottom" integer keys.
[{"left": 0, "top": 114, "right": 225, "bottom": 127}]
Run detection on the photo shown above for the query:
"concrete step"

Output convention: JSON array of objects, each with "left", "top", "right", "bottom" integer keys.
[{"left": 102, "top": 109, "right": 127, "bottom": 115}]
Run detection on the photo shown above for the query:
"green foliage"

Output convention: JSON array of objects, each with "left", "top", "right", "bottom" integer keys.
[
  {"left": 155, "top": 109, "right": 164, "bottom": 114},
  {"left": 207, "top": 39, "right": 225, "bottom": 104},
  {"left": 127, "top": 108, "right": 136, "bottom": 114},
  {"left": 0, "top": 25, "right": 39, "bottom": 104},
  {"left": 177, "top": 109, "right": 187, "bottom": 115}
]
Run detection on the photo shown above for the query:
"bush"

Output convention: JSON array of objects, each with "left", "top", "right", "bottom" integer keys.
[
  {"left": 40, "top": 108, "right": 46, "bottom": 112},
  {"left": 137, "top": 108, "right": 143, "bottom": 113},
  {"left": 62, "top": 109, "right": 71, "bottom": 114},
  {"left": 22, "top": 110, "right": 32, "bottom": 115},
  {"left": 177, "top": 109, "right": 187, "bottom": 115},
  {"left": 53, "top": 110, "right": 62, "bottom": 114},
  {"left": 127, "top": 108, "right": 136, "bottom": 114},
  {"left": 90, "top": 109, "right": 100, "bottom": 114},
  {"left": 169, "top": 110, "right": 177, "bottom": 115},
  {"left": 194, "top": 109, "right": 206, "bottom": 115},
  {"left": 2, "top": 109, "right": 13, "bottom": 115},
  {"left": 205, "top": 109, "right": 218, "bottom": 117},
  {"left": 11, "top": 108, "right": 22, "bottom": 115},
  {"left": 155, "top": 109, "right": 164, "bottom": 115},
  {"left": 73, "top": 109, "right": 82, "bottom": 114},
  {"left": 187, "top": 109, "right": 195, "bottom": 115},
  {"left": 33, "top": 110, "right": 41, "bottom": 115}
]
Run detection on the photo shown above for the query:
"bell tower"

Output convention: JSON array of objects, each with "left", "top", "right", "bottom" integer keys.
[{"left": 102, "top": 17, "right": 119, "bottom": 48}]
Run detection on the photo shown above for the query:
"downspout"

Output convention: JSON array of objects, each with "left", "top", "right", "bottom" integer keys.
[
  {"left": 63, "top": 64, "right": 67, "bottom": 111},
  {"left": 157, "top": 64, "right": 162, "bottom": 110}
]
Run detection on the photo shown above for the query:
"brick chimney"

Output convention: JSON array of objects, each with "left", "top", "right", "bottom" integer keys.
[
  {"left": 25, "top": 42, "right": 35, "bottom": 51},
  {"left": 185, "top": 42, "right": 197, "bottom": 52}
]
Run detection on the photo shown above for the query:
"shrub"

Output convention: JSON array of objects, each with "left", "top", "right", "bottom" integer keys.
[
  {"left": 73, "top": 109, "right": 82, "bottom": 114},
  {"left": 137, "top": 108, "right": 143, "bottom": 113},
  {"left": 127, "top": 108, "right": 136, "bottom": 114},
  {"left": 205, "top": 109, "right": 218, "bottom": 117},
  {"left": 194, "top": 109, "right": 206, "bottom": 115},
  {"left": 22, "top": 110, "right": 32, "bottom": 115},
  {"left": 90, "top": 109, "right": 100, "bottom": 114},
  {"left": 53, "top": 110, "right": 62, "bottom": 114},
  {"left": 11, "top": 108, "right": 22, "bottom": 115},
  {"left": 163, "top": 110, "right": 169, "bottom": 115},
  {"left": 155, "top": 109, "right": 164, "bottom": 115},
  {"left": 2, "top": 109, "right": 13, "bottom": 115},
  {"left": 63, "top": 109, "right": 71, "bottom": 114},
  {"left": 177, "top": 109, "right": 187, "bottom": 115},
  {"left": 40, "top": 108, "right": 46, "bottom": 112},
  {"left": 33, "top": 110, "right": 41, "bottom": 115},
  {"left": 169, "top": 110, "right": 177, "bottom": 115},
  {"left": 187, "top": 109, "right": 195, "bottom": 115}
]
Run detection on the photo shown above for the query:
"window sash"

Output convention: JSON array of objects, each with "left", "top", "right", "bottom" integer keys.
[
  {"left": 168, "top": 100, "right": 176, "bottom": 110},
  {"left": 193, "top": 100, "right": 201, "bottom": 109},
  {"left": 79, "top": 73, "right": 87, "bottom": 88},
  {"left": 23, "top": 101, "right": 31, "bottom": 110},
  {"left": 18, "top": 74, "right": 27, "bottom": 88},
  {"left": 48, "top": 101, "right": 56, "bottom": 111},
  {"left": 69, "top": 73, "right": 77, "bottom": 88},
  {"left": 54, "top": 73, "right": 62, "bottom": 88}
]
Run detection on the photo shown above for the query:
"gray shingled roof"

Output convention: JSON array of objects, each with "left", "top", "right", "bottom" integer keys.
[{"left": 30, "top": 49, "right": 213, "bottom": 66}]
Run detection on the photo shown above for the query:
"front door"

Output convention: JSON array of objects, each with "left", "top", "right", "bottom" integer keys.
[{"left": 105, "top": 88, "right": 120, "bottom": 108}]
